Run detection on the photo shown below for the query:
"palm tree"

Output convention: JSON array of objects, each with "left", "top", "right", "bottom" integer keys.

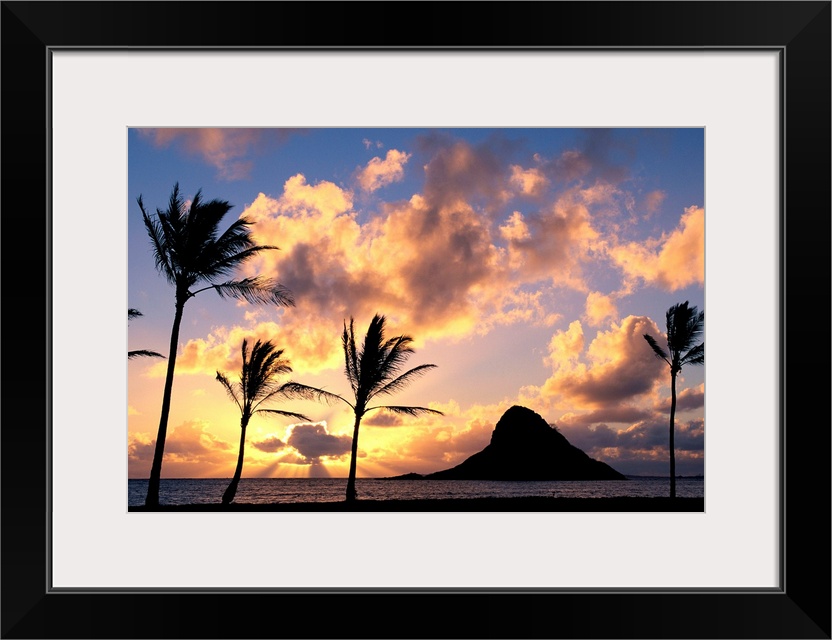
[
  {"left": 215, "top": 339, "right": 310, "bottom": 505},
  {"left": 643, "top": 301, "right": 704, "bottom": 498},
  {"left": 127, "top": 308, "right": 165, "bottom": 360},
  {"left": 139, "top": 183, "right": 294, "bottom": 507},
  {"left": 284, "top": 313, "right": 443, "bottom": 502}
]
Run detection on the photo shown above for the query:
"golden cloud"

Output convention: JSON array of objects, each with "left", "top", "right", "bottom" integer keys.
[
  {"left": 148, "top": 318, "right": 344, "bottom": 380},
  {"left": 608, "top": 205, "right": 704, "bottom": 290},
  {"left": 356, "top": 149, "right": 412, "bottom": 192},
  {"left": 584, "top": 291, "right": 618, "bottom": 327},
  {"left": 541, "top": 315, "right": 665, "bottom": 409}
]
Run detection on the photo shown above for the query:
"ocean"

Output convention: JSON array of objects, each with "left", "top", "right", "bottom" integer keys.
[{"left": 128, "top": 476, "right": 704, "bottom": 506}]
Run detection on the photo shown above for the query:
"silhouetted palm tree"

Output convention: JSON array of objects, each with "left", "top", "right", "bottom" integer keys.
[
  {"left": 139, "top": 183, "right": 294, "bottom": 507},
  {"left": 643, "top": 301, "right": 704, "bottom": 498},
  {"left": 127, "top": 308, "right": 165, "bottom": 360},
  {"left": 216, "top": 339, "right": 310, "bottom": 505},
  {"left": 285, "top": 314, "right": 443, "bottom": 501}
]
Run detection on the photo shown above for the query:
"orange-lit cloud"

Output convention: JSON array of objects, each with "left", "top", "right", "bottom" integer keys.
[
  {"left": 147, "top": 318, "right": 344, "bottom": 380},
  {"left": 608, "top": 205, "right": 704, "bottom": 290},
  {"left": 542, "top": 315, "right": 665, "bottom": 409},
  {"left": 138, "top": 128, "right": 299, "bottom": 180},
  {"left": 356, "top": 149, "right": 411, "bottom": 192},
  {"left": 584, "top": 291, "right": 618, "bottom": 327},
  {"left": 509, "top": 164, "right": 548, "bottom": 197},
  {"left": 501, "top": 188, "right": 600, "bottom": 289},
  {"left": 234, "top": 147, "right": 589, "bottom": 352},
  {"left": 128, "top": 420, "right": 236, "bottom": 478}
]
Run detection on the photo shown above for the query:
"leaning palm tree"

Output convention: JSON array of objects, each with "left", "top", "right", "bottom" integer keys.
[
  {"left": 285, "top": 314, "right": 443, "bottom": 502},
  {"left": 216, "top": 339, "right": 310, "bottom": 505},
  {"left": 643, "top": 301, "right": 704, "bottom": 498},
  {"left": 127, "top": 308, "right": 165, "bottom": 360},
  {"left": 139, "top": 183, "right": 294, "bottom": 507}
]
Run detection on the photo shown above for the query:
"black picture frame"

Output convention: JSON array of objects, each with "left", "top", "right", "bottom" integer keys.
[{"left": 2, "top": 2, "right": 829, "bottom": 638}]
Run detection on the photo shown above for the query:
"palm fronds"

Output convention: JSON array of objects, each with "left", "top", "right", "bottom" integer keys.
[
  {"left": 206, "top": 277, "right": 295, "bottom": 306},
  {"left": 128, "top": 308, "right": 165, "bottom": 360},
  {"left": 128, "top": 349, "right": 165, "bottom": 360},
  {"left": 280, "top": 381, "right": 353, "bottom": 409},
  {"left": 366, "top": 405, "right": 444, "bottom": 417}
]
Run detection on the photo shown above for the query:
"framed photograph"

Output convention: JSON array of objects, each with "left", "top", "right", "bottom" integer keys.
[
  {"left": 125, "top": 124, "right": 707, "bottom": 516},
  {"left": 3, "top": 2, "right": 829, "bottom": 638}
]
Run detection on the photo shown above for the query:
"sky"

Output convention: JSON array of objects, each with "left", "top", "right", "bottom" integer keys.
[{"left": 128, "top": 127, "right": 705, "bottom": 479}]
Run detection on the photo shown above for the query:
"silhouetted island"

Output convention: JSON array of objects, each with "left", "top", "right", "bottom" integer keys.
[{"left": 389, "top": 405, "right": 627, "bottom": 481}]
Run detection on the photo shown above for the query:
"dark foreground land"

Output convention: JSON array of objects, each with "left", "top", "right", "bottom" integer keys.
[{"left": 130, "top": 496, "right": 704, "bottom": 512}]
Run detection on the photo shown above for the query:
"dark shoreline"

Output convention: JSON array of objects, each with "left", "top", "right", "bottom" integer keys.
[{"left": 129, "top": 496, "right": 704, "bottom": 513}]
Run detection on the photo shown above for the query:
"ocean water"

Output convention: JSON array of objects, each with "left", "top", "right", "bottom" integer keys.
[{"left": 128, "top": 476, "right": 704, "bottom": 506}]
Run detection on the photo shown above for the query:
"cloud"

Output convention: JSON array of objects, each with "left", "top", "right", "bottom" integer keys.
[
  {"left": 573, "top": 128, "right": 636, "bottom": 184},
  {"left": 556, "top": 405, "right": 654, "bottom": 428},
  {"left": 417, "top": 135, "right": 514, "bottom": 211},
  {"left": 364, "top": 412, "right": 405, "bottom": 427},
  {"left": 654, "top": 383, "right": 705, "bottom": 412},
  {"left": 239, "top": 160, "right": 551, "bottom": 347},
  {"left": 251, "top": 436, "right": 287, "bottom": 453},
  {"left": 535, "top": 130, "right": 636, "bottom": 185},
  {"left": 557, "top": 416, "right": 704, "bottom": 472},
  {"left": 608, "top": 205, "right": 705, "bottom": 290},
  {"left": 287, "top": 422, "right": 352, "bottom": 461},
  {"left": 509, "top": 165, "right": 549, "bottom": 197},
  {"left": 584, "top": 291, "right": 618, "bottom": 327},
  {"left": 158, "top": 135, "right": 687, "bottom": 411},
  {"left": 137, "top": 128, "right": 300, "bottom": 180},
  {"left": 642, "top": 190, "right": 666, "bottom": 217},
  {"left": 128, "top": 420, "right": 236, "bottom": 478},
  {"left": 234, "top": 137, "right": 632, "bottom": 354},
  {"left": 147, "top": 317, "right": 346, "bottom": 381},
  {"left": 541, "top": 315, "right": 666, "bottom": 408},
  {"left": 356, "top": 149, "right": 411, "bottom": 192},
  {"left": 162, "top": 420, "right": 234, "bottom": 457},
  {"left": 549, "top": 149, "right": 593, "bottom": 182},
  {"left": 500, "top": 187, "right": 601, "bottom": 288},
  {"left": 545, "top": 320, "right": 584, "bottom": 368}
]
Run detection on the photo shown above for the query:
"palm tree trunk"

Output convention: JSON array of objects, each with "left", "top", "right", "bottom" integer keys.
[
  {"left": 669, "top": 371, "right": 677, "bottom": 499},
  {"left": 145, "top": 299, "right": 185, "bottom": 507},
  {"left": 222, "top": 418, "right": 248, "bottom": 505},
  {"left": 345, "top": 414, "right": 362, "bottom": 502}
]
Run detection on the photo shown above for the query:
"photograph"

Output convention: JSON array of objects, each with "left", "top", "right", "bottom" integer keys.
[
  {"left": 2, "top": 0, "right": 829, "bottom": 637},
  {"left": 127, "top": 127, "right": 705, "bottom": 513}
]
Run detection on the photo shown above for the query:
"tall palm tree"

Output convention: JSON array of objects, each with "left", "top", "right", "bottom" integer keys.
[
  {"left": 216, "top": 339, "right": 310, "bottom": 505},
  {"left": 285, "top": 314, "right": 443, "bottom": 502},
  {"left": 139, "top": 183, "right": 294, "bottom": 507},
  {"left": 127, "top": 308, "right": 165, "bottom": 360},
  {"left": 643, "top": 301, "right": 704, "bottom": 498}
]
